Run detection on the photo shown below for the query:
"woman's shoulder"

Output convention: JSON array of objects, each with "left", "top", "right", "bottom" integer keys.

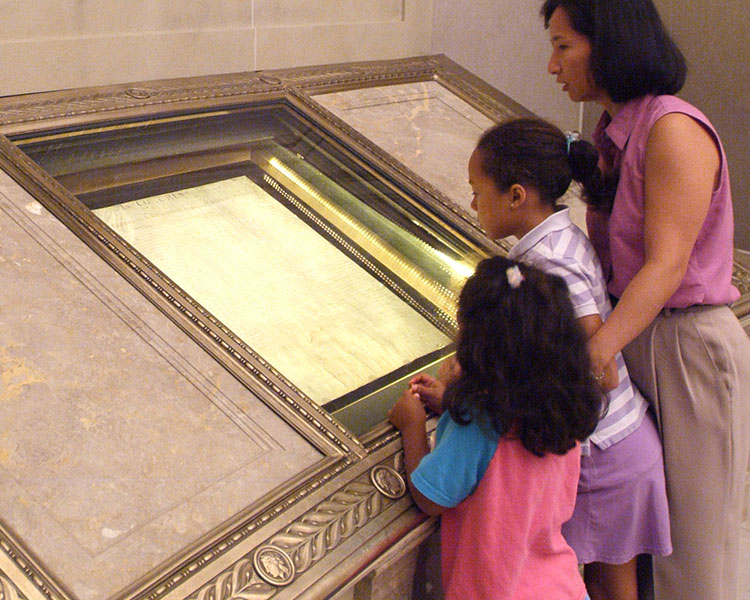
[
  {"left": 622, "top": 95, "right": 721, "bottom": 164},
  {"left": 640, "top": 95, "right": 715, "bottom": 133}
]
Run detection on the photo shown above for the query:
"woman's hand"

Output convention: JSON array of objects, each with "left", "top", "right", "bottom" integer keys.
[
  {"left": 577, "top": 314, "right": 619, "bottom": 392},
  {"left": 588, "top": 332, "right": 619, "bottom": 392}
]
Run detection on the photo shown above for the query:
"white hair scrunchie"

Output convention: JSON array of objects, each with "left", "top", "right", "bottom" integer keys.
[{"left": 506, "top": 265, "right": 525, "bottom": 288}]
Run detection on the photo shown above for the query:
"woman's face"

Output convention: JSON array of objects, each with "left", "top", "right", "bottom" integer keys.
[
  {"left": 468, "top": 149, "right": 517, "bottom": 240},
  {"left": 547, "top": 7, "right": 602, "bottom": 103}
]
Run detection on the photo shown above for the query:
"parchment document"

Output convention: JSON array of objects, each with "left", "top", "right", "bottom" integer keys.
[{"left": 96, "top": 176, "right": 451, "bottom": 403}]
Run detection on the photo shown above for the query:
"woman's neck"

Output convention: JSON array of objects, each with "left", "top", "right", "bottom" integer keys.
[{"left": 598, "top": 95, "right": 622, "bottom": 119}]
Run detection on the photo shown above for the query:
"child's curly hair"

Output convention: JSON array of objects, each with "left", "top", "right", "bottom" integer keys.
[{"left": 443, "top": 256, "right": 603, "bottom": 456}]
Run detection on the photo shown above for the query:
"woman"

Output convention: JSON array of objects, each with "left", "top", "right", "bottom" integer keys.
[{"left": 541, "top": 1, "right": 750, "bottom": 599}]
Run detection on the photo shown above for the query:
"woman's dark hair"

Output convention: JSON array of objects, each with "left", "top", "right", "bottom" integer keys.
[
  {"left": 541, "top": 0, "right": 686, "bottom": 102},
  {"left": 476, "top": 117, "right": 616, "bottom": 212},
  {"left": 443, "top": 256, "right": 602, "bottom": 456}
]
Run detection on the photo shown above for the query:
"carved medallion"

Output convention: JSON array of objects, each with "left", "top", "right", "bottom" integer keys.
[
  {"left": 125, "top": 87, "right": 154, "bottom": 99},
  {"left": 370, "top": 465, "right": 406, "bottom": 499},
  {"left": 253, "top": 545, "right": 295, "bottom": 586}
]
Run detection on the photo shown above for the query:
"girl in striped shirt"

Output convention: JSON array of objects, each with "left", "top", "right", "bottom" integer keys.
[{"left": 412, "top": 117, "right": 671, "bottom": 600}]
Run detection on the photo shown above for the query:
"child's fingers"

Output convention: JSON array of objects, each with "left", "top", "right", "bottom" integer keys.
[
  {"left": 410, "top": 382, "right": 434, "bottom": 399},
  {"left": 409, "top": 372, "right": 435, "bottom": 387}
]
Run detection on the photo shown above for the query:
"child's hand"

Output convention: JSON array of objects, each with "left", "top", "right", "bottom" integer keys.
[
  {"left": 388, "top": 387, "right": 427, "bottom": 432},
  {"left": 409, "top": 373, "right": 446, "bottom": 414}
]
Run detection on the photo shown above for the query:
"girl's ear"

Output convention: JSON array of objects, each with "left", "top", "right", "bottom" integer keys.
[{"left": 509, "top": 183, "right": 528, "bottom": 209}]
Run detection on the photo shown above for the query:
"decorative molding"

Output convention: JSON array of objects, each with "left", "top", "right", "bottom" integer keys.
[
  {"left": 0, "top": 532, "right": 67, "bottom": 600},
  {"left": 0, "top": 56, "right": 523, "bottom": 133},
  {"left": 0, "top": 57, "right": 444, "bottom": 128},
  {"left": 279, "top": 56, "right": 442, "bottom": 92},
  {"left": 0, "top": 570, "right": 28, "bottom": 600},
  {"left": 732, "top": 261, "right": 750, "bottom": 296},
  {"left": 185, "top": 455, "right": 405, "bottom": 600},
  {"left": 0, "top": 74, "right": 283, "bottom": 127},
  {"left": 731, "top": 260, "right": 750, "bottom": 332},
  {"left": 369, "top": 466, "right": 407, "bottom": 499},
  {"left": 125, "top": 455, "right": 355, "bottom": 600},
  {"left": 253, "top": 546, "right": 295, "bottom": 587}
]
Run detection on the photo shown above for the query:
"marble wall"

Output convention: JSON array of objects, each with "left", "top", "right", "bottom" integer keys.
[
  {"left": 431, "top": 0, "right": 580, "bottom": 133},
  {"left": 0, "top": 0, "right": 432, "bottom": 96},
  {"left": 654, "top": 0, "right": 749, "bottom": 249}
]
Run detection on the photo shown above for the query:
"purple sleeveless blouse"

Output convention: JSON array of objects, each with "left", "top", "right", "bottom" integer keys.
[{"left": 587, "top": 94, "right": 739, "bottom": 308}]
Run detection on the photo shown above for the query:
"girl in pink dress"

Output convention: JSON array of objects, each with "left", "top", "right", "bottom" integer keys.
[{"left": 389, "top": 256, "right": 600, "bottom": 599}]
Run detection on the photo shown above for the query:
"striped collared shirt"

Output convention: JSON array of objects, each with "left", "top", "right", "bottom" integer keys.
[{"left": 509, "top": 207, "right": 647, "bottom": 450}]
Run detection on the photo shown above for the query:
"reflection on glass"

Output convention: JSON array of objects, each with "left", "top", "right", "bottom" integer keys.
[{"left": 13, "top": 105, "right": 487, "bottom": 434}]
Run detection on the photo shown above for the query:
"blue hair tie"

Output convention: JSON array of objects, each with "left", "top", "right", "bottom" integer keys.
[{"left": 565, "top": 131, "right": 580, "bottom": 154}]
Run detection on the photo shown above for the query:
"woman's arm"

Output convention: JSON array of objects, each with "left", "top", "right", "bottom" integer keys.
[{"left": 588, "top": 112, "right": 720, "bottom": 372}]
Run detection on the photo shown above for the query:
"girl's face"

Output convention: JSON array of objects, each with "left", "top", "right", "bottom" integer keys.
[
  {"left": 547, "top": 7, "right": 602, "bottom": 103},
  {"left": 468, "top": 149, "right": 517, "bottom": 240}
]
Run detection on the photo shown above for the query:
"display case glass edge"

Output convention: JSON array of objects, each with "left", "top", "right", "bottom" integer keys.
[{"left": 283, "top": 87, "right": 499, "bottom": 254}]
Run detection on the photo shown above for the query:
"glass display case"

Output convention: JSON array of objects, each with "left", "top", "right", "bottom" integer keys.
[
  {"left": 2, "top": 55, "right": 746, "bottom": 600},
  {"left": 0, "top": 56, "right": 516, "bottom": 600},
  {"left": 11, "top": 103, "right": 486, "bottom": 435}
]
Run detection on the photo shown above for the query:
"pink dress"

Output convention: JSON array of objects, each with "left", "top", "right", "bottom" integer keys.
[{"left": 413, "top": 413, "right": 587, "bottom": 600}]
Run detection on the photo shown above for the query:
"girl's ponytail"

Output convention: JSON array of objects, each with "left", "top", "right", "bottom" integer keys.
[
  {"left": 477, "top": 118, "right": 617, "bottom": 214},
  {"left": 568, "top": 138, "right": 617, "bottom": 213}
]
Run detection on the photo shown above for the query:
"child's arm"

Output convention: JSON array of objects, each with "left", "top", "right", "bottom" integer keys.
[
  {"left": 388, "top": 388, "right": 446, "bottom": 516},
  {"left": 577, "top": 314, "right": 619, "bottom": 392}
]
